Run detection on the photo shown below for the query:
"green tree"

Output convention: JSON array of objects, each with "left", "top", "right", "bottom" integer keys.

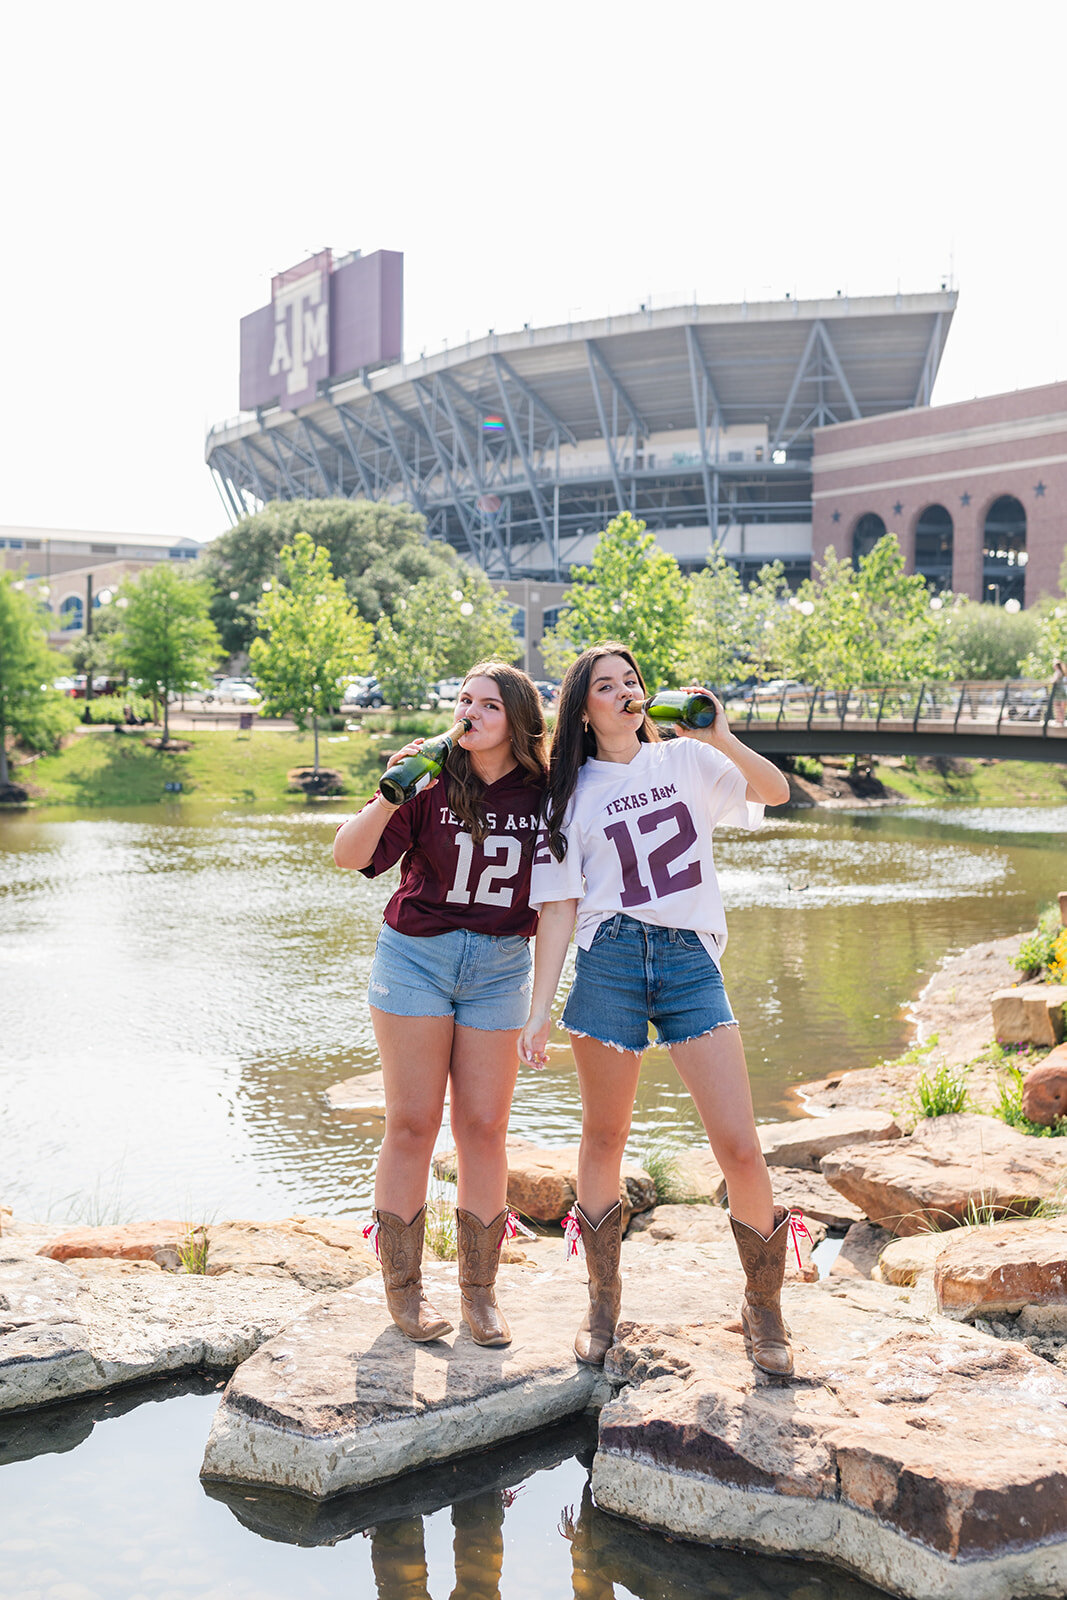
[
  {"left": 250, "top": 532, "right": 374, "bottom": 772},
  {"left": 940, "top": 599, "right": 1040, "bottom": 680},
  {"left": 374, "top": 571, "right": 520, "bottom": 709},
  {"left": 116, "top": 566, "right": 221, "bottom": 743},
  {"left": 541, "top": 512, "right": 691, "bottom": 685},
  {"left": 0, "top": 574, "right": 77, "bottom": 789},
  {"left": 202, "top": 499, "right": 463, "bottom": 656},
  {"left": 1022, "top": 599, "right": 1067, "bottom": 680},
  {"left": 779, "top": 536, "right": 944, "bottom": 688},
  {"left": 685, "top": 555, "right": 790, "bottom": 687}
]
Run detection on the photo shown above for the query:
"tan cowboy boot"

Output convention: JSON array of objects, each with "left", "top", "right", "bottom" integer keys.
[
  {"left": 375, "top": 1207, "right": 453, "bottom": 1342},
  {"left": 729, "top": 1204, "right": 794, "bottom": 1377},
  {"left": 573, "top": 1200, "right": 623, "bottom": 1366},
  {"left": 456, "top": 1208, "right": 511, "bottom": 1346}
]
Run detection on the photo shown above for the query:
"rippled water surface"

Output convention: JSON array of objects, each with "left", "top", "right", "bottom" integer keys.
[{"left": 3, "top": 801, "right": 1066, "bottom": 1223}]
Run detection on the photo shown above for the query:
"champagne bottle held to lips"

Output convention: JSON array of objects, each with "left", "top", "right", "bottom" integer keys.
[
  {"left": 378, "top": 718, "right": 473, "bottom": 805},
  {"left": 625, "top": 690, "right": 720, "bottom": 729}
]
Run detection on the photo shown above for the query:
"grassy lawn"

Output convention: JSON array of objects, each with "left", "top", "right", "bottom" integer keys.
[
  {"left": 873, "top": 758, "right": 1067, "bottom": 806},
  {"left": 21, "top": 727, "right": 389, "bottom": 808}
]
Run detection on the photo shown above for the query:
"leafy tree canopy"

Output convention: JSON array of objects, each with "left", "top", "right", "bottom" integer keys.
[
  {"left": 936, "top": 598, "right": 1041, "bottom": 681},
  {"left": 249, "top": 533, "right": 374, "bottom": 771},
  {"left": 116, "top": 566, "right": 222, "bottom": 742},
  {"left": 374, "top": 570, "right": 520, "bottom": 709},
  {"left": 202, "top": 499, "right": 463, "bottom": 657},
  {"left": 0, "top": 573, "right": 78, "bottom": 786},
  {"left": 685, "top": 555, "right": 789, "bottom": 689},
  {"left": 1022, "top": 598, "right": 1067, "bottom": 679},
  {"left": 541, "top": 512, "right": 691, "bottom": 687},
  {"left": 778, "top": 535, "right": 945, "bottom": 688}
]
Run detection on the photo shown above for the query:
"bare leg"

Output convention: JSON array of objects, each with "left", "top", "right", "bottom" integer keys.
[
  {"left": 668, "top": 1026, "right": 774, "bottom": 1237},
  {"left": 372, "top": 1008, "right": 453, "bottom": 1221},
  {"left": 448, "top": 1025, "right": 521, "bottom": 1223},
  {"left": 571, "top": 1037, "right": 643, "bottom": 1221}
]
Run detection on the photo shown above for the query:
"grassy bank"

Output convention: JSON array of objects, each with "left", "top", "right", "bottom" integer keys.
[
  {"left": 20, "top": 727, "right": 388, "bottom": 808},
  {"left": 13, "top": 726, "right": 1067, "bottom": 810},
  {"left": 872, "top": 758, "right": 1067, "bottom": 807}
]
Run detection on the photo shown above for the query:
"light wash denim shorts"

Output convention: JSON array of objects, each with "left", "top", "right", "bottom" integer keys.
[
  {"left": 368, "top": 922, "right": 532, "bottom": 1031},
  {"left": 561, "top": 913, "right": 737, "bottom": 1053}
]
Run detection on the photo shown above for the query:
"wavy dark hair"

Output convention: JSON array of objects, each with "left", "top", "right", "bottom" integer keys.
[
  {"left": 443, "top": 661, "right": 548, "bottom": 844},
  {"left": 544, "top": 643, "right": 658, "bottom": 862}
]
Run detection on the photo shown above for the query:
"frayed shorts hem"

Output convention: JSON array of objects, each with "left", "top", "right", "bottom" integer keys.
[{"left": 564, "top": 1017, "right": 739, "bottom": 1055}]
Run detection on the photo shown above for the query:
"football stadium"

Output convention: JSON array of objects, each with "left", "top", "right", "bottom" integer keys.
[{"left": 204, "top": 251, "right": 957, "bottom": 590}]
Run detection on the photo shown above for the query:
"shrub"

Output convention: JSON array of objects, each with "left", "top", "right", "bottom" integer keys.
[
  {"left": 82, "top": 692, "right": 154, "bottom": 725},
  {"left": 1012, "top": 906, "right": 1066, "bottom": 980},
  {"left": 793, "top": 755, "right": 824, "bottom": 782},
  {"left": 910, "top": 1061, "right": 970, "bottom": 1119}
]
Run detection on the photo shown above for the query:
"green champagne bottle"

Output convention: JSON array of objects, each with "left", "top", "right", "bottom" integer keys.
[
  {"left": 625, "top": 690, "right": 719, "bottom": 729},
  {"left": 378, "top": 718, "right": 473, "bottom": 805}
]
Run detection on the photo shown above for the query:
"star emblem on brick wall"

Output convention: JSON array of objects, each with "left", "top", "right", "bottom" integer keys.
[
  {"left": 831, "top": 509, "right": 841, "bottom": 523},
  {"left": 1034, "top": 481, "right": 1046, "bottom": 497},
  {"left": 960, "top": 491, "right": 972, "bottom": 506},
  {"left": 892, "top": 501, "right": 903, "bottom": 517}
]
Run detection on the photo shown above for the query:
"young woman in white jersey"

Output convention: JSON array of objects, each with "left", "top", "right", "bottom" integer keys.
[
  {"left": 335, "top": 663, "right": 547, "bottom": 1348},
  {"left": 518, "top": 644, "right": 795, "bottom": 1375}
]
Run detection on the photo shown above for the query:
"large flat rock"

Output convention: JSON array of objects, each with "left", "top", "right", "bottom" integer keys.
[
  {"left": 593, "top": 1277, "right": 1067, "bottom": 1600},
  {"left": 0, "top": 1237, "right": 316, "bottom": 1412},
  {"left": 934, "top": 1217, "right": 1067, "bottom": 1321},
  {"left": 200, "top": 1241, "right": 744, "bottom": 1499},
  {"left": 820, "top": 1113, "right": 1067, "bottom": 1235},
  {"left": 992, "top": 986, "right": 1066, "bottom": 1048},
  {"left": 758, "top": 1109, "right": 900, "bottom": 1169}
]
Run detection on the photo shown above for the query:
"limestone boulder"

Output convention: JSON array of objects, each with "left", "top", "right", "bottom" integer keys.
[
  {"left": 39, "top": 1220, "right": 192, "bottom": 1271},
  {"left": 671, "top": 1146, "right": 726, "bottom": 1204},
  {"left": 200, "top": 1240, "right": 737, "bottom": 1499},
  {"left": 432, "top": 1138, "right": 655, "bottom": 1226},
  {"left": 765, "top": 1168, "right": 865, "bottom": 1229},
  {"left": 1021, "top": 1046, "right": 1067, "bottom": 1125},
  {"left": 934, "top": 1217, "right": 1067, "bottom": 1322},
  {"left": 829, "top": 1221, "right": 895, "bottom": 1280},
  {"left": 757, "top": 1108, "right": 900, "bottom": 1170},
  {"left": 876, "top": 1231, "right": 947, "bottom": 1289},
  {"left": 820, "top": 1113, "right": 1067, "bottom": 1235},
  {"left": 204, "top": 1218, "right": 378, "bottom": 1290},
  {"left": 0, "top": 1240, "right": 316, "bottom": 1412},
  {"left": 992, "top": 985, "right": 1065, "bottom": 1048},
  {"left": 594, "top": 1277, "right": 1067, "bottom": 1600}
]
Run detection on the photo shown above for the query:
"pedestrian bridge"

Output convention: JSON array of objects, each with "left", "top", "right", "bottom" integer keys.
[{"left": 729, "top": 680, "right": 1067, "bottom": 763}]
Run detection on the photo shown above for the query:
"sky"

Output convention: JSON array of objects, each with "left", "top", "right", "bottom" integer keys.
[{"left": 3, "top": 0, "right": 1066, "bottom": 544}]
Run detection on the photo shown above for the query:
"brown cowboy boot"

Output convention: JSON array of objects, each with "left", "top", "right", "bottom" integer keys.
[
  {"left": 456, "top": 1208, "right": 512, "bottom": 1346},
  {"left": 729, "top": 1204, "right": 794, "bottom": 1377},
  {"left": 573, "top": 1200, "right": 623, "bottom": 1366},
  {"left": 375, "top": 1207, "right": 453, "bottom": 1342}
]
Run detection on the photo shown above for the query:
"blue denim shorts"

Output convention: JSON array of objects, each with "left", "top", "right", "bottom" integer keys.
[
  {"left": 561, "top": 913, "right": 737, "bottom": 1053},
  {"left": 368, "top": 922, "right": 532, "bottom": 1031}
]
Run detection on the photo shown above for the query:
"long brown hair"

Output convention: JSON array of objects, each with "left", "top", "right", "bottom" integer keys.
[
  {"left": 444, "top": 661, "right": 547, "bottom": 844},
  {"left": 544, "top": 643, "right": 659, "bottom": 862}
]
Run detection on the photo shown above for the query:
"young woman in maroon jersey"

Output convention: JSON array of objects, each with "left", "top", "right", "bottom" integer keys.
[{"left": 334, "top": 662, "right": 547, "bottom": 1348}]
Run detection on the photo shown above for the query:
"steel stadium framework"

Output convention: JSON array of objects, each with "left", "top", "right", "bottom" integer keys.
[{"left": 206, "top": 289, "right": 956, "bottom": 584}]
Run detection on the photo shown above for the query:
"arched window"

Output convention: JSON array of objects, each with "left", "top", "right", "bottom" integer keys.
[
  {"left": 914, "top": 504, "right": 954, "bottom": 591},
  {"left": 59, "top": 595, "right": 84, "bottom": 631},
  {"left": 851, "top": 512, "right": 886, "bottom": 567},
  {"left": 982, "top": 495, "right": 1027, "bottom": 606}
]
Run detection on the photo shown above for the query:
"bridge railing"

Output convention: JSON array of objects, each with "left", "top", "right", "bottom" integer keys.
[{"left": 731, "top": 679, "right": 1061, "bottom": 735}]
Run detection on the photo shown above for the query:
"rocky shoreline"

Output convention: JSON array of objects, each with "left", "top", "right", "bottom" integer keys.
[{"left": 4, "top": 929, "right": 1067, "bottom": 1598}]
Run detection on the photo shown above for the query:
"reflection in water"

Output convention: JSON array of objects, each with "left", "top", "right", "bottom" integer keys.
[
  {"left": 1, "top": 803, "right": 1065, "bottom": 1222},
  {"left": 369, "top": 1491, "right": 507, "bottom": 1600}
]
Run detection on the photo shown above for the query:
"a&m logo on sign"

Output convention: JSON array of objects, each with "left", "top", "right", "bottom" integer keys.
[{"left": 267, "top": 257, "right": 330, "bottom": 408}]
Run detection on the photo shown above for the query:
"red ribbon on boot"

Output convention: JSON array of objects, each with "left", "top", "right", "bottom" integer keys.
[{"left": 788, "top": 1208, "right": 813, "bottom": 1270}]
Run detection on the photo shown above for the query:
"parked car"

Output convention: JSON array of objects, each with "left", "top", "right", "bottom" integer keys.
[
  {"left": 68, "top": 675, "right": 123, "bottom": 698},
  {"left": 342, "top": 677, "right": 385, "bottom": 709},
  {"left": 532, "top": 680, "right": 559, "bottom": 706},
  {"left": 428, "top": 677, "right": 463, "bottom": 707},
  {"left": 205, "top": 678, "right": 260, "bottom": 704}
]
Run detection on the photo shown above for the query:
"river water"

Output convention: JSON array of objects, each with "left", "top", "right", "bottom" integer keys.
[{"left": 2, "top": 800, "right": 1066, "bottom": 1600}]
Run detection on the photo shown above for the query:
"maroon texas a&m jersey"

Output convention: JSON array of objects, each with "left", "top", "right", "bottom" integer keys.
[{"left": 360, "top": 769, "right": 544, "bottom": 938}]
